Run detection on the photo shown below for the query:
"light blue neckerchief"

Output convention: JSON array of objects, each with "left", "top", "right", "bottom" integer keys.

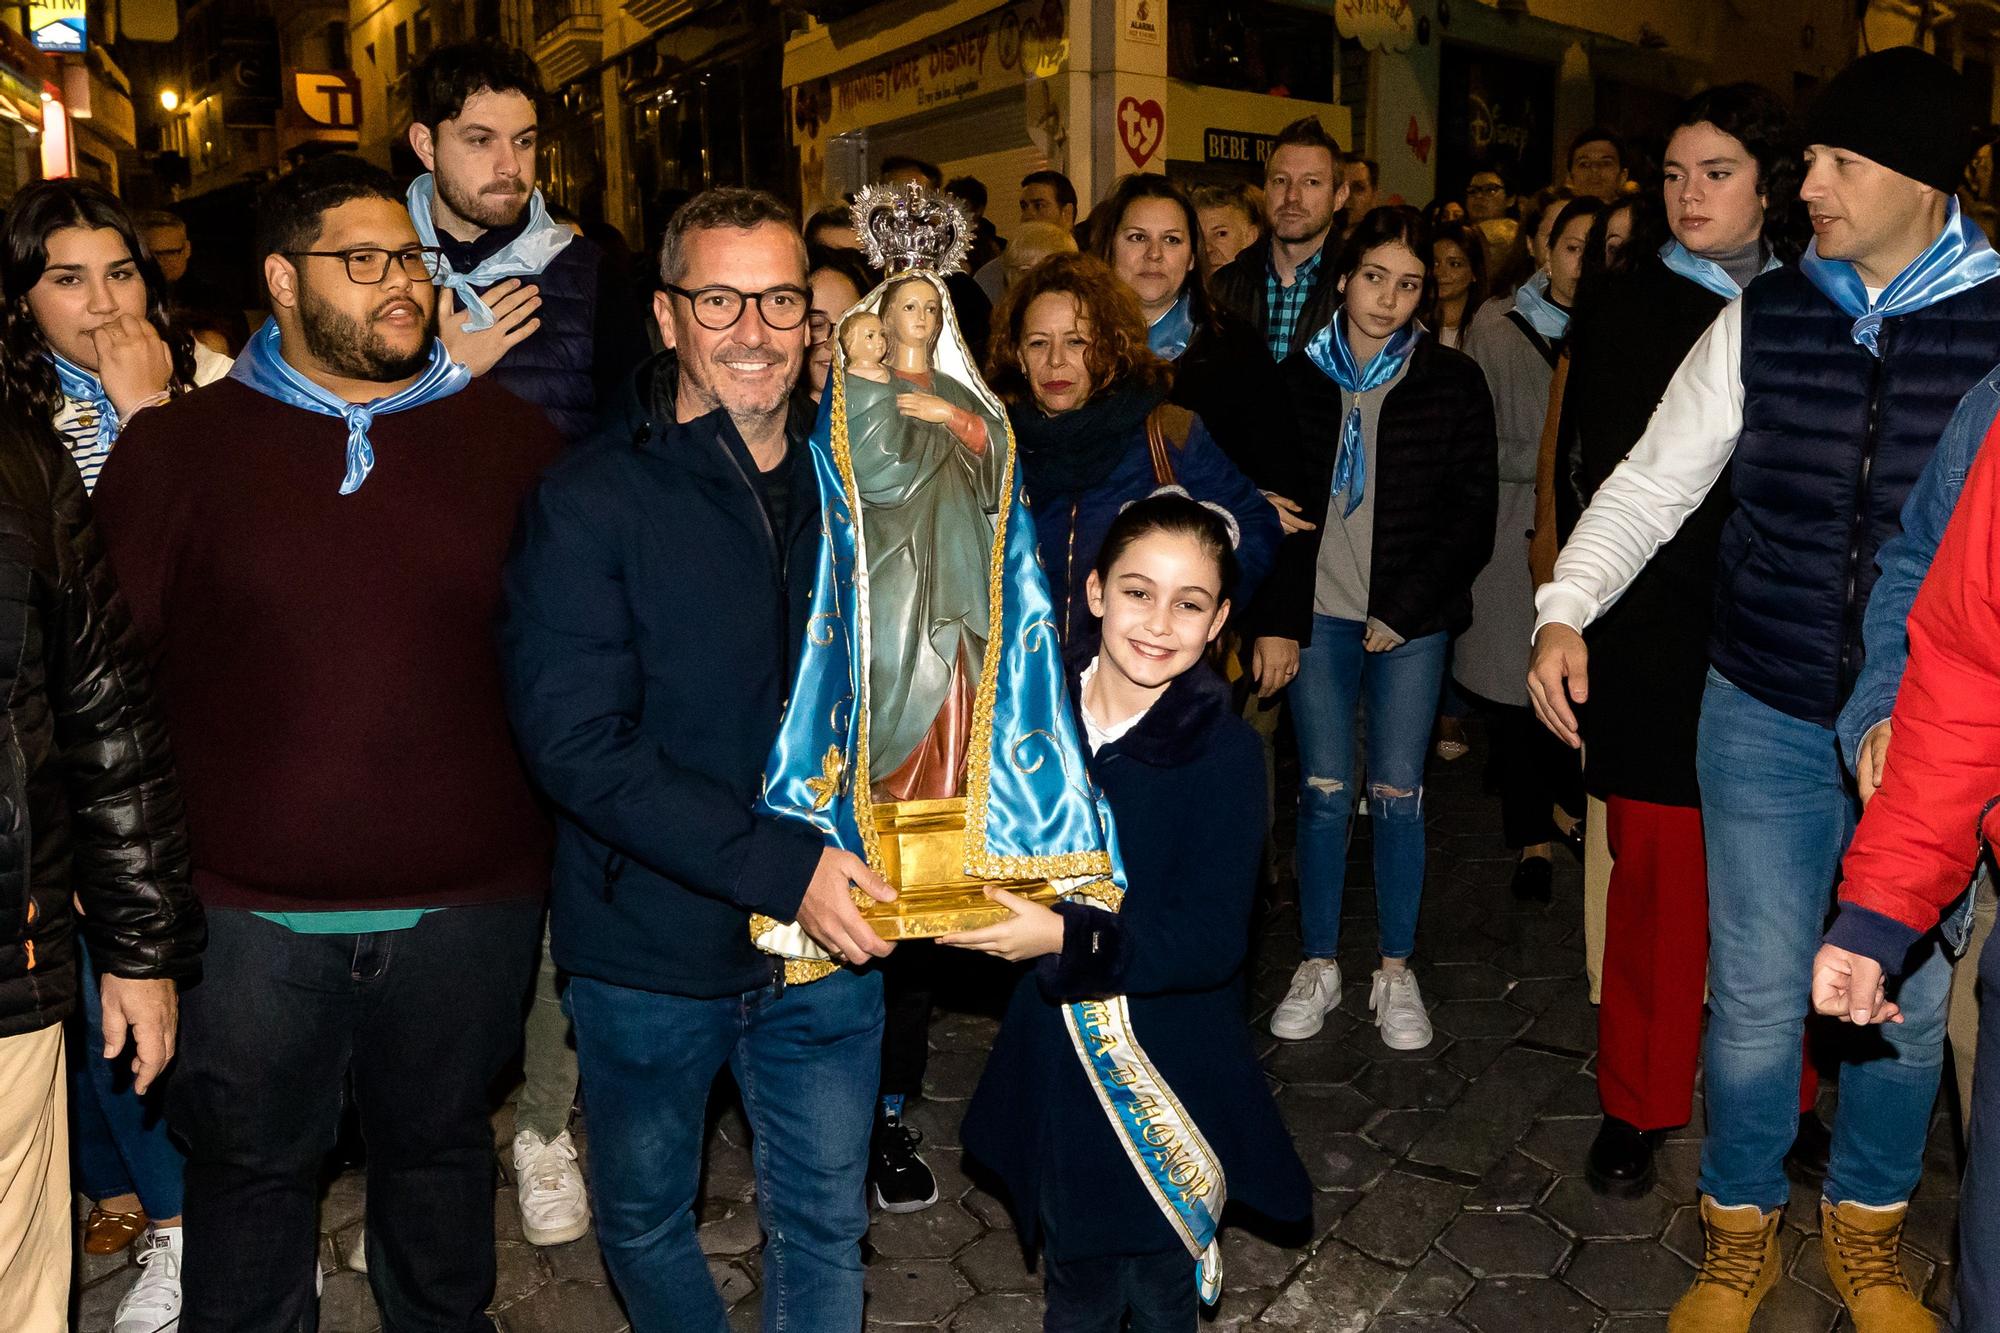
[
  {"left": 226, "top": 318, "right": 471, "bottom": 494},
  {"left": 48, "top": 350, "right": 118, "bottom": 452},
  {"left": 1512, "top": 270, "right": 1570, "bottom": 342},
  {"left": 1148, "top": 290, "right": 1196, "bottom": 360},
  {"left": 1304, "top": 313, "right": 1422, "bottom": 517},
  {"left": 405, "top": 174, "right": 575, "bottom": 332},
  {"left": 1799, "top": 197, "right": 2000, "bottom": 356},
  {"left": 1659, "top": 239, "right": 1782, "bottom": 301}
]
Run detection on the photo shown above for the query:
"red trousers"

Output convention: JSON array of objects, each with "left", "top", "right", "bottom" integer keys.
[{"left": 1596, "top": 796, "right": 1818, "bottom": 1130}]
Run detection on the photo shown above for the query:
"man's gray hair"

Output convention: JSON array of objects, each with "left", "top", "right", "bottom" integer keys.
[{"left": 657, "top": 188, "right": 802, "bottom": 286}]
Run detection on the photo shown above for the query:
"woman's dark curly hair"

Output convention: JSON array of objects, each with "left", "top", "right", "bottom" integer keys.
[
  {"left": 1670, "top": 82, "right": 1808, "bottom": 263},
  {"left": 985, "top": 252, "right": 1172, "bottom": 407},
  {"left": 1089, "top": 172, "right": 1216, "bottom": 338},
  {"left": 1, "top": 179, "right": 197, "bottom": 425}
]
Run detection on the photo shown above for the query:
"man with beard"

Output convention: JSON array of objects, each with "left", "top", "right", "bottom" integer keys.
[
  {"left": 1211, "top": 116, "right": 1350, "bottom": 360},
  {"left": 407, "top": 40, "right": 649, "bottom": 443},
  {"left": 91, "top": 153, "right": 565, "bottom": 1331},
  {"left": 501, "top": 188, "right": 895, "bottom": 1332}
]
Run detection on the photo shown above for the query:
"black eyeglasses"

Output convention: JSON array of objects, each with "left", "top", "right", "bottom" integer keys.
[
  {"left": 664, "top": 283, "right": 810, "bottom": 331},
  {"left": 284, "top": 246, "right": 447, "bottom": 285}
]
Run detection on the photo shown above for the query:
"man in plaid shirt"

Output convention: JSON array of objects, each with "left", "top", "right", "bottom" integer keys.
[{"left": 1211, "top": 116, "right": 1350, "bottom": 362}]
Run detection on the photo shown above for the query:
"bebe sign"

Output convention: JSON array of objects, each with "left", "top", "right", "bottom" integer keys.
[{"left": 1335, "top": 0, "right": 1414, "bottom": 52}]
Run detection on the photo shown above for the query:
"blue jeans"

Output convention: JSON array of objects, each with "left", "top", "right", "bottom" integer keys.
[
  {"left": 1696, "top": 670, "right": 1950, "bottom": 1210},
  {"left": 1290, "top": 617, "right": 1449, "bottom": 960},
  {"left": 568, "top": 968, "right": 884, "bottom": 1333},
  {"left": 72, "top": 942, "right": 186, "bottom": 1218}
]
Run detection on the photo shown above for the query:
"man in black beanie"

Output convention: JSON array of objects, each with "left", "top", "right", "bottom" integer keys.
[{"left": 1529, "top": 45, "right": 1991, "bottom": 1333}]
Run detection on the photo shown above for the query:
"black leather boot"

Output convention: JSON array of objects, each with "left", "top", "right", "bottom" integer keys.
[{"left": 1586, "top": 1115, "right": 1658, "bottom": 1198}]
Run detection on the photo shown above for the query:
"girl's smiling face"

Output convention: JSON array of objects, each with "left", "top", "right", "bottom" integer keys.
[{"left": 1086, "top": 528, "right": 1230, "bottom": 692}]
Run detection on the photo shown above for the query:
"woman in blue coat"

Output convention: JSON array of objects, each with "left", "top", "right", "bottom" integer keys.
[
  {"left": 946, "top": 493, "right": 1311, "bottom": 1332},
  {"left": 986, "top": 253, "right": 1279, "bottom": 648}
]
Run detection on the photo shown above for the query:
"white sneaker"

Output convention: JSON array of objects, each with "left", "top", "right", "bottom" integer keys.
[
  {"left": 513, "top": 1128, "right": 591, "bottom": 1246},
  {"left": 1370, "top": 968, "right": 1433, "bottom": 1050},
  {"left": 1270, "top": 959, "right": 1343, "bottom": 1040},
  {"left": 113, "top": 1226, "right": 182, "bottom": 1333}
]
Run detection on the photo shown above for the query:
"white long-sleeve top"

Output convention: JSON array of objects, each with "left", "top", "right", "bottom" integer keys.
[{"left": 1531, "top": 300, "right": 1748, "bottom": 639}]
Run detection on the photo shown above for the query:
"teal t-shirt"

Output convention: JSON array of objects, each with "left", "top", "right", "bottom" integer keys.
[{"left": 251, "top": 909, "right": 434, "bottom": 934}]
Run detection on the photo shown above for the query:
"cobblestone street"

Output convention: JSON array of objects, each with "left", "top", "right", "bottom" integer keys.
[{"left": 76, "top": 730, "right": 1965, "bottom": 1332}]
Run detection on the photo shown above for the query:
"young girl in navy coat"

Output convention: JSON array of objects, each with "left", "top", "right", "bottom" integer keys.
[{"left": 947, "top": 492, "right": 1312, "bottom": 1332}]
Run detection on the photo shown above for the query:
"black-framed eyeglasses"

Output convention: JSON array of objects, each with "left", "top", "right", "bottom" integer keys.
[
  {"left": 664, "top": 282, "right": 810, "bottom": 331},
  {"left": 284, "top": 246, "right": 447, "bottom": 285}
]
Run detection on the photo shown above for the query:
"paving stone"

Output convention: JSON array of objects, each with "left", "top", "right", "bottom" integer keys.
[
  {"left": 1903, "top": 1193, "right": 1961, "bottom": 1263},
  {"left": 1464, "top": 1151, "right": 1555, "bottom": 1211},
  {"left": 1653, "top": 1138, "right": 1704, "bottom": 1201},
  {"left": 923, "top": 1049, "right": 988, "bottom": 1101},
  {"left": 1255, "top": 1239, "right": 1400, "bottom": 1330},
  {"left": 1488, "top": 941, "right": 1586, "bottom": 980},
  {"left": 1436, "top": 1211, "right": 1569, "bottom": 1277},
  {"left": 1418, "top": 962, "right": 1513, "bottom": 1003},
  {"left": 1439, "top": 1037, "right": 1510, "bottom": 1080},
  {"left": 1279, "top": 1083, "right": 1379, "bottom": 1138},
  {"left": 962, "top": 1184, "right": 1014, "bottom": 1231},
  {"left": 495, "top": 1280, "right": 630, "bottom": 1333},
  {"left": 1540, "top": 1174, "right": 1673, "bottom": 1240},
  {"left": 1744, "top": 1276, "right": 1838, "bottom": 1332},
  {"left": 1407, "top": 1047, "right": 1577, "bottom": 1176},
  {"left": 1523, "top": 989, "right": 1599, "bottom": 1054},
  {"left": 927, "top": 1147, "right": 976, "bottom": 1204},
  {"left": 1600, "top": 1318, "right": 1669, "bottom": 1332},
  {"left": 1369, "top": 1316, "right": 1471, "bottom": 1332},
  {"left": 864, "top": 1199, "right": 983, "bottom": 1260},
  {"left": 78, "top": 1268, "right": 136, "bottom": 1333},
  {"left": 697, "top": 1202, "right": 764, "bottom": 1257},
  {"left": 947, "top": 1292, "right": 1042, "bottom": 1332},
  {"left": 1539, "top": 1070, "right": 1607, "bottom": 1117},
  {"left": 711, "top": 1258, "right": 756, "bottom": 1307},
  {"left": 1427, "top": 999, "right": 1530, "bottom": 1041},
  {"left": 1383, "top": 1249, "right": 1476, "bottom": 1314},
  {"left": 492, "top": 1241, "right": 549, "bottom": 1306},
  {"left": 1353, "top": 1058, "right": 1469, "bottom": 1110},
  {"left": 543, "top": 1234, "right": 614, "bottom": 1284},
  {"left": 1333, "top": 1171, "right": 1466, "bottom": 1267},
  {"left": 1264, "top": 1033, "right": 1371, "bottom": 1086},
  {"left": 1364, "top": 1107, "right": 1443, "bottom": 1156},
  {"left": 956, "top": 1230, "right": 1038, "bottom": 1293},
  {"left": 1563, "top": 1239, "right": 1694, "bottom": 1310},
  {"left": 1518, "top": 1116, "right": 1598, "bottom": 1173},
  {"left": 702, "top": 1133, "right": 758, "bottom": 1205},
  {"left": 929, "top": 1011, "right": 1001, "bottom": 1052},
  {"left": 864, "top": 1257, "right": 975, "bottom": 1324},
  {"left": 1300, "top": 1130, "right": 1393, "bottom": 1193},
  {"left": 1454, "top": 1275, "right": 1598, "bottom": 1333},
  {"left": 1221, "top": 1224, "right": 1305, "bottom": 1291},
  {"left": 316, "top": 1272, "right": 391, "bottom": 1333}
]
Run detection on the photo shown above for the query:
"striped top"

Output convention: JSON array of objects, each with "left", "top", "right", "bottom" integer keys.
[{"left": 56, "top": 342, "right": 234, "bottom": 494}]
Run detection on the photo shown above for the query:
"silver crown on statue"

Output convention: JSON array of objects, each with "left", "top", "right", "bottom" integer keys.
[{"left": 852, "top": 183, "right": 974, "bottom": 277}]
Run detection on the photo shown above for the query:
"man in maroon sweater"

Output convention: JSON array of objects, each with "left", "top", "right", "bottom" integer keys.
[{"left": 92, "top": 154, "right": 562, "bottom": 1331}]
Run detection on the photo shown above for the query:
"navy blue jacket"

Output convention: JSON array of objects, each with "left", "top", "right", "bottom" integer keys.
[
  {"left": 438, "top": 225, "right": 651, "bottom": 443},
  {"left": 961, "top": 663, "right": 1312, "bottom": 1261},
  {"left": 1713, "top": 266, "right": 2000, "bottom": 727},
  {"left": 1016, "top": 413, "right": 1280, "bottom": 647},
  {"left": 500, "top": 353, "right": 826, "bottom": 997}
]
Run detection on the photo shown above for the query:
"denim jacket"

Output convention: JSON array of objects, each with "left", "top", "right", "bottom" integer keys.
[{"left": 1837, "top": 369, "right": 2000, "bottom": 952}]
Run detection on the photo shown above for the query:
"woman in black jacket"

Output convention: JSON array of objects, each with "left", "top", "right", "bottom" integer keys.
[
  {"left": 1261, "top": 208, "right": 1498, "bottom": 1055},
  {"left": 949, "top": 495, "right": 1311, "bottom": 1332}
]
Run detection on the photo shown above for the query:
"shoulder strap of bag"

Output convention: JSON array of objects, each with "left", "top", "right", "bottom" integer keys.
[
  {"left": 1504, "top": 309, "right": 1561, "bottom": 369},
  {"left": 1144, "top": 403, "right": 1196, "bottom": 486}
]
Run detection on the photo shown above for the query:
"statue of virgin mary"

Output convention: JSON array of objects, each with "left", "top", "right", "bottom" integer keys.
[{"left": 753, "top": 184, "right": 1115, "bottom": 958}]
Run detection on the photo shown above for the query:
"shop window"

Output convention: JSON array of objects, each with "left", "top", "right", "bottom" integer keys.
[{"left": 1169, "top": 0, "right": 1335, "bottom": 103}]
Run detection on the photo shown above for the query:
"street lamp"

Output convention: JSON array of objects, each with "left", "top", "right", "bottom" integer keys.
[{"left": 159, "top": 89, "right": 179, "bottom": 112}]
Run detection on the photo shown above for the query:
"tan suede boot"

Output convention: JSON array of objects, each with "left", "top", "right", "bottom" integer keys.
[
  {"left": 1667, "top": 1197, "right": 1782, "bottom": 1333},
  {"left": 1819, "top": 1199, "right": 1938, "bottom": 1332}
]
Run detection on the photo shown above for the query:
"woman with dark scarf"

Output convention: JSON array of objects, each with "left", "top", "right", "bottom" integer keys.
[{"left": 986, "top": 253, "right": 1279, "bottom": 648}]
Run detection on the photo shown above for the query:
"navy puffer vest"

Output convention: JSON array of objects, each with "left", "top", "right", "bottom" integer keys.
[
  {"left": 481, "top": 234, "right": 602, "bottom": 443},
  {"left": 1713, "top": 264, "right": 2000, "bottom": 727}
]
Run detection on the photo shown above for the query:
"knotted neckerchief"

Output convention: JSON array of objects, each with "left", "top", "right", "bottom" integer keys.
[
  {"left": 406, "top": 174, "right": 575, "bottom": 332},
  {"left": 1659, "top": 239, "right": 1781, "bottom": 301},
  {"left": 1304, "top": 313, "right": 1421, "bottom": 517},
  {"left": 48, "top": 349, "right": 119, "bottom": 454},
  {"left": 1148, "top": 289, "right": 1197, "bottom": 361},
  {"left": 227, "top": 318, "right": 471, "bottom": 494},
  {"left": 1800, "top": 197, "right": 2000, "bottom": 356},
  {"left": 1511, "top": 269, "right": 1570, "bottom": 342}
]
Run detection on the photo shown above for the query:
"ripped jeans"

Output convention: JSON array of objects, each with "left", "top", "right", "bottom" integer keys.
[{"left": 1290, "top": 616, "right": 1448, "bottom": 961}]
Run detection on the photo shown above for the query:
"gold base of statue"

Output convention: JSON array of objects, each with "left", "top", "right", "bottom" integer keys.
[{"left": 859, "top": 797, "right": 1058, "bottom": 939}]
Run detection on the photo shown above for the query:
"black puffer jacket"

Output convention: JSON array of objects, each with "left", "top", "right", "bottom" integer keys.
[
  {"left": 1210, "top": 233, "right": 1343, "bottom": 361},
  {"left": 1267, "top": 333, "right": 1498, "bottom": 645},
  {"left": 0, "top": 419, "right": 200, "bottom": 1038}
]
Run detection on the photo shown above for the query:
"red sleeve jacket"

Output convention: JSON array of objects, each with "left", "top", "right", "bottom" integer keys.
[{"left": 1829, "top": 413, "right": 2000, "bottom": 974}]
